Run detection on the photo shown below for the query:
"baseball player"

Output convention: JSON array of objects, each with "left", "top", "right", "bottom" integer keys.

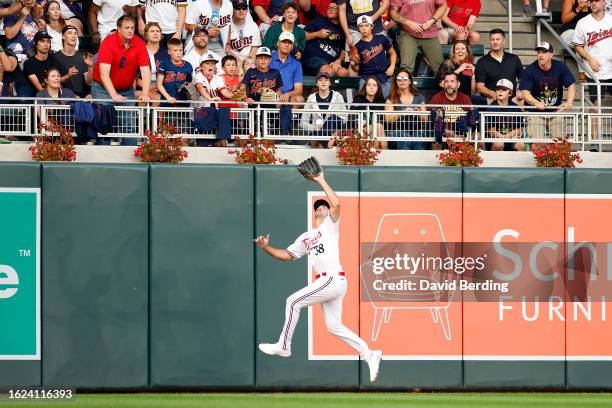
[{"left": 254, "top": 170, "right": 383, "bottom": 383}]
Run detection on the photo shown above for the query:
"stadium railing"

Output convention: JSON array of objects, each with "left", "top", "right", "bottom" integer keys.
[{"left": 1, "top": 97, "right": 608, "bottom": 150}]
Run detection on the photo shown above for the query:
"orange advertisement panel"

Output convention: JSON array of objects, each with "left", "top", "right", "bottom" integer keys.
[
  {"left": 463, "top": 194, "right": 566, "bottom": 359},
  {"left": 310, "top": 192, "right": 463, "bottom": 359},
  {"left": 566, "top": 196, "right": 612, "bottom": 359}
]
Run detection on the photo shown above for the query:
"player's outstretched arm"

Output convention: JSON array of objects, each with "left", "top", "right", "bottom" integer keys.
[
  {"left": 253, "top": 234, "right": 293, "bottom": 261},
  {"left": 313, "top": 173, "right": 340, "bottom": 222}
]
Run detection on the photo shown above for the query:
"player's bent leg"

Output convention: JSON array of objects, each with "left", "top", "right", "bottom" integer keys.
[
  {"left": 322, "top": 295, "right": 383, "bottom": 382},
  {"left": 259, "top": 276, "right": 337, "bottom": 357}
]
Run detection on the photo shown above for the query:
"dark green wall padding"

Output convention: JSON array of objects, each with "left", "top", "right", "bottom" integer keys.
[
  {"left": 149, "top": 165, "right": 254, "bottom": 388},
  {"left": 42, "top": 164, "right": 149, "bottom": 388},
  {"left": 0, "top": 163, "right": 41, "bottom": 387},
  {"left": 0, "top": 164, "right": 611, "bottom": 389}
]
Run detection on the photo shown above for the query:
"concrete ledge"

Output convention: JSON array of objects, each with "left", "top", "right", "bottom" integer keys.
[{"left": 2, "top": 144, "right": 612, "bottom": 168}]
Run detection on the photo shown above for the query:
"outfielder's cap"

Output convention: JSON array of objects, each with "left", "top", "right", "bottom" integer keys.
[
  {"left": 203, "top": 52, "right": 219, "bottom": 62},
  {"left": 314, "top": 199, "right": 330, "bottom": 211},
  {"left": 535, "top": 41, "right": 553, "bottom": 53},
  {"left": 356, "top": 15, "right": 373, "bottom": 26},
  {"left": 278, "top": 31, "right": 295, "bottom": 43},
  {"left": 256, "top": 46, "right": 272, "bottom": 56},
  {"left": 193, "top": 27, "right": 209, "bottom": 36},
  {"left": 62, "top": 25, "right": 78, "bottom": 34},
  {"left": 316, "top": 71, "right": 330, "bottom": 80},
  {"left": 33, "top": 31, "right": 52, "bottom": 44},
  {"left": 495, "top": 78, "right": 514, "bottom": 90}
]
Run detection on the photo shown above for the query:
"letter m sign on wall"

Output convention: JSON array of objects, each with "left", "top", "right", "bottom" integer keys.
[{"left": 0, "top": 188, "right": 40, "bottom": 360}]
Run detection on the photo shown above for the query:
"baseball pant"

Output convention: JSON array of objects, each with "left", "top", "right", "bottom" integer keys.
[{"left": 278, "top": 274, "right": 372, "bottom": 358}]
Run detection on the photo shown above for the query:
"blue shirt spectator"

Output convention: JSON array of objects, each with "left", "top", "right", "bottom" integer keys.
[
  {"left": 268, "top": 32, "right": 304, "bottom": 102},
  {"left": 269, "top": 50, "right": 302, "bottom": 94},
  {"left": 519, "top": 44, "right": 575, "bottom": 109},
  {"left": 303, "top": 9, "right": 346, "bottom": 76},
  {"left": 158, "top": 59, "right": 193, "bottom": 102},
  {"left": 355, "top": 33, "right": 393, "bottom": 85}
]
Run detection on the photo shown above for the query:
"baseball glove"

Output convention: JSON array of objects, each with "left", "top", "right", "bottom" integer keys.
[
  {"left": 260, "top": 87, "right": 278, "bottom": 103},
  {"left": 297, "top": 156, "right": 322, "bottom": 180},
  {"left": 231, "top": 83, "right": 247, "bottom": 101},
  {"left": 349, "top": 44, "right": 361, "bottom": 65}
]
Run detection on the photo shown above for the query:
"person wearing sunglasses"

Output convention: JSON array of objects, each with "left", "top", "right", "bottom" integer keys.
[
  {"left": 385, "top": 69, "right": 428, "bottom": 150},
  {"left": 224, "top": 0, "right": 261, "bottom": 65}
]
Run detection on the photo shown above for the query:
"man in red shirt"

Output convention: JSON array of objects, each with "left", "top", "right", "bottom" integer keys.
[
  {"left": 439, "top": 0, "right": 481, "bottom": 44},
  {"left": 430, "top": 71, "right": 472, "bottom": 144},
  {"left": 92, "top": 14, "right": 151, "bottom": 145}
]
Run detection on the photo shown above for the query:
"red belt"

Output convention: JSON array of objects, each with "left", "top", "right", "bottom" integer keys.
[{"left": 315, "top": 272, "right": 345, "bottom": 279}]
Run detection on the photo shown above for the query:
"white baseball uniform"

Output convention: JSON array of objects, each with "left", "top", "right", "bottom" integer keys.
[
  {"left": 139, "top": 0, "right": 187, "bottom": 35},
  {"left": 183, "top": 48, "right": 222, "bottom": 76},
  {"left": 93, "top": 0, "right": 139, "bottom": 39},
  {"left": 279, "top": 215, "right": 372, "bottom": 358},
  {"left": 572, "top": 13, "right": 612, "bottom": 80},
  {"left": 224, "top": 18, "right": 261, "bottom": 61},
  {"left": 185, "top": 0, "right": 233, "bottom": 55}
]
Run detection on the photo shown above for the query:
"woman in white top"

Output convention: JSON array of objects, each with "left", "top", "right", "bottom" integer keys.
[
  {"left": 136, "top": 22, "right": 165, "bottom": 105},
  {"left": 45, "top": 1, "right": 80, "bottom": 52},
  {"left": 300, "top": 72, "right": 348, "bottom": 148}
]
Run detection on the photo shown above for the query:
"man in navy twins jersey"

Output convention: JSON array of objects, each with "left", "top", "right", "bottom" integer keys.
[{"left": 254, "top": 171, "right": 383, "bottom": 383}]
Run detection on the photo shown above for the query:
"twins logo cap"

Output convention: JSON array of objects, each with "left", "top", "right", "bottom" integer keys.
[
  {"left": 356, "top": 15, "right": 373, "bottom": 26},
  {"left": 256, "top": 46, "right": 272, "bottom": 56},
  {"left": 535, "top": 41, "right": 553, "bottom": 53}
]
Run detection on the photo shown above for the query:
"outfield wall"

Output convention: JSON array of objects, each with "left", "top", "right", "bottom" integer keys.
[{"left": 1, "top": 163, "right": 612, "bottom": 390}]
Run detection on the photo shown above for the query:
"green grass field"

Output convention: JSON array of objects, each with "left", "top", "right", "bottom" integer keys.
[{"left": 3, "top": 393, "right": 612, "bottom": 408}]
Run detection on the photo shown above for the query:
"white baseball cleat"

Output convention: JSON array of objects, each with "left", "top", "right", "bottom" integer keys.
[
  {"left": 367, "top": 350, "right": 383, "bottom": 382},
  {"left": 258, "top": 343, "right": 291, "bottom": 357}
]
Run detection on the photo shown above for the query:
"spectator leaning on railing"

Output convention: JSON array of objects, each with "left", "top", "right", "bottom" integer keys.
[
  {"left": 241, "top": 46, "right": 282, "bottom": 104},
  {"left": 300, "top": 71, "right": 348, "bottom": 149},
  {"left": 429, "top": 71, "right": 472, "bottom": 145},
  {"left": 92, "top": 14, "right": 150, "bottom": 145},
  {"left": 475, "top": 29, "right": 523, "bottom": 102},
  {"left": 385, "top": 68, "right": 427, "bottom": 150},
  {"left": 485, "top": 78, "right": 525, "bottom": 152},
  {"left": 349, "top": 76, "right": 387, "bottom": 149},
  {"left": 572, "top": 0, "right": 612, "bottom": 105},
  {"left": 93, "top": 15, "right": 151, "bottom": 104},
  {"left": 389, "top": 0, "right": 445, "bottom": 74},
  {"left": 519, "top": 42, "right": 576, "bottom": 140}
]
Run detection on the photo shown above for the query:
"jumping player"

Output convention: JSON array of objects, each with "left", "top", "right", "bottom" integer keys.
[{"left": 254, "top": 171, "right": 383, "bottom": 383}]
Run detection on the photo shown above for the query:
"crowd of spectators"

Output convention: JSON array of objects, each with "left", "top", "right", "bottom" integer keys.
[{"left": 0, "top": 0, "right": 607, "bottom": 149}]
